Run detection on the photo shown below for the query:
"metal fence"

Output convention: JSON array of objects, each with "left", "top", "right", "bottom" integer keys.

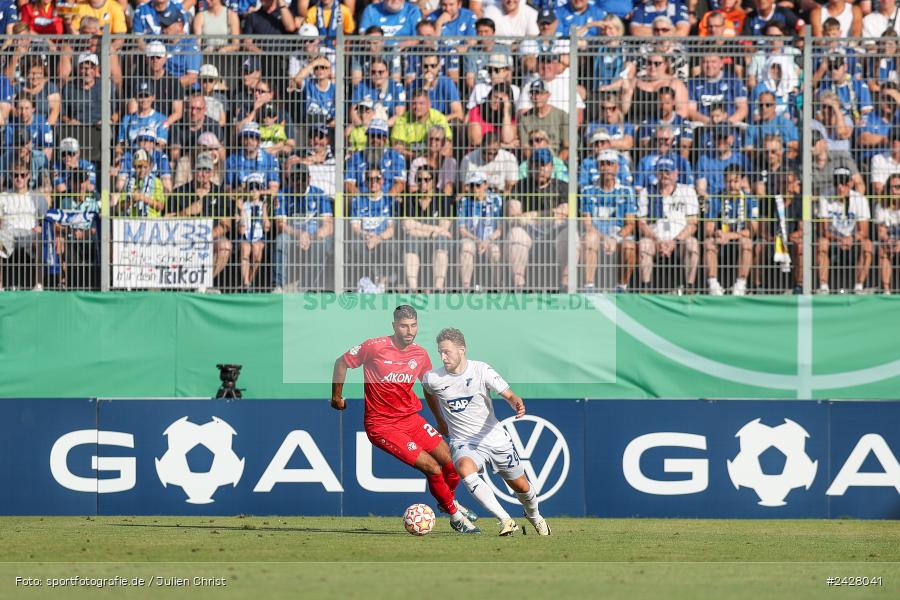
[{"left": 0, "top": 30, "right": 897, "bottom": 294}]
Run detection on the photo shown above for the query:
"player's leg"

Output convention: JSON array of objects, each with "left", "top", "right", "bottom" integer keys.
[
  {"left": 494, "top": 447, "right": 550, "bottom": 536},
  {"left": 452, "top": 448, "right": 512, "bottom": 526}
]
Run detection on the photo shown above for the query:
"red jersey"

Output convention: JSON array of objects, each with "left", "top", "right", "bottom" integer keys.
[{"left": 343, "top": 336, "right": 432, "bottom": 427}]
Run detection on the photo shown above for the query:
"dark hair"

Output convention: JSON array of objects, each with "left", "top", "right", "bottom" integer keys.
[
  {"left": 394, "top": 305, "right": 418, "bottom": 322},
  {"left": 436, "top": 327, "right": 466, "bottom": 347},
  {"left": 657, "top": 86, "right": 675, "bottom": 99},
  {"left": 724, "top": 163, "right": 743, "bottom": 177},
  {"left": 475, "top": 17, "right": 496, "bottom": 31},
  {"left": 364, "top": 25, "right": 384, "bottom": 35}
]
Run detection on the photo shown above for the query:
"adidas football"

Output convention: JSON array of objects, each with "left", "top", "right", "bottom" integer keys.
[{"left": 403, "top": 503, "right": 436, "bottom": 536}]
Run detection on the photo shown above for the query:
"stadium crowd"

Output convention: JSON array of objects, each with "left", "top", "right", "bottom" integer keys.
[{"left": 0, "top": 0, "right": 898, "bottom": 294}]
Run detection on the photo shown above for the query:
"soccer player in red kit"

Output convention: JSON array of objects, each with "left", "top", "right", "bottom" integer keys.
[{"left": 331, "top": 304, "right": 480, "bottom": 533}]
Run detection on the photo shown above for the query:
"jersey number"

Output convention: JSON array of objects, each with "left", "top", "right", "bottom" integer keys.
[
  {"left": 423, "top": 423, "right": 439, "bottom": 437},
  {"left": 506, "top": 449, "right": 521, "bottom": 470}
]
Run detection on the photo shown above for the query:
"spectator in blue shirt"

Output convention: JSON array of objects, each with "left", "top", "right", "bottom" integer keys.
[
  {"left": 428, "top": 0, "right": 477, "bottom": 84},
  {"left": 457, "top": 170, "right": 504, "bottom": 291},
  {"left": 155, "top": 9, "right": 201, "bottom": 90},
  {"left": 688, "top": 52, "right": 750, "bottom": 125},
  {"left": 856, "top": 94, "right": 898, "bottom": 164},
  {"left": 631, "top": 0, "right": 690, "bottom": 36},
  {"left": 351, "top": 58, "right": 407, "bottom": 126},
  {"left": 274, "top": 161, "right": 334, "bottom": 291},
  {"left": 292, "top": 55, "right": 337, "bottom": 126},
  {"left": 746, "top": 91, "right": 799, "bottom": 160},
  {"left": 5, "top": 94, "right": 53, "bottom": 162},
  {"left": 589, "top": 92, "right": 634, "bottom": 153},
  {"left": 349, "top": 167, "right": 398, "bottom": 289},
  {"left": 696, "top": 127, "right": 749, "bottom": 200},
  {"left": 345, "top": 118, "right": 407, "bottom": 197},
  {"left": 818, "top": 54, "right": 873, "bottom": 125},
  {"left": 637, "top": 86, "right": 694, "bottom": 157},
  {"left": 359, "top": 0, "right": 423, "bottom": 44},
  {"left": 580, "top": 128, "right": 632, "bottom": 189},
  {"left": 556, "top": 0, "right": 606, "bottom": 37},
  {"left": 133, "top": 0, "right": 190, "bottom": 36},
  {"left": 635, "top": 124, "right": 694, "bottom": 191},
  {"left": 117, "top": 86, "right": 169, "bottom": 151},
  {"left": 225, "top": 121, "right": 280, "bottom": 196},
  {"left": 703, "top": 163, "right": 758, "bottom": 296},
  {"left": 0, "top": 0, "right": 18, "bottom": 36},
  {"left": 116, "top": 131, "right": 174, "bottom": 193},
  {"left": 410, "top": 54, "right": 464, "bottom": 123},
  {"left": 741, "top": 0, "right": 799, "bottom": 36},
  {"left": 54, "top": 138, "right": 96, "bottom": 198}
]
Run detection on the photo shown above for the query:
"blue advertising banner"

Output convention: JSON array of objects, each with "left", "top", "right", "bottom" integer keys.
[
  {"left": 0, "top": 399, "right": 97, "bottom": 515},
  {"left": 1, "top": 399, "right": 898, "bottom": 518}
]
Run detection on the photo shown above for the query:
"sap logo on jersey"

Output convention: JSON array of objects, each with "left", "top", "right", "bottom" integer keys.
[
  {"left": 485, "top": 415, "right": 570, "bottom": 504},
  {"left": 382, "top": 372, "right": 413, "bottom": 384},
  {"left": 50, "top": 416, "right": 429, "bottom": 503},
  {"left": 445, "top": 396, "right": 474, "bottom": 413},
  {"left": 622, "top": 418, "right": 900, "bottom": 506}
]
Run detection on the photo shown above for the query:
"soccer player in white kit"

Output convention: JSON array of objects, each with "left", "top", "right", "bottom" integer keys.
[{"left": 422, "top": 328, "right": 551, "bottom": 536}]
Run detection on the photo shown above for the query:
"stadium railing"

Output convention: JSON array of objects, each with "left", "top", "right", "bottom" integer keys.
[{"left": 0, "top": 30, "right": 895, "bottom": 295}]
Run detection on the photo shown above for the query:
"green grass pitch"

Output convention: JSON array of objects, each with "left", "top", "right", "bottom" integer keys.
[{"left": 2, "top": 516, "right": 899, "bottom": 599}]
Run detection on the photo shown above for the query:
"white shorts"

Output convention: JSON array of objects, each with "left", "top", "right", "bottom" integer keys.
[{"left": 450, "top": 437, "right": 524, "bottom": 481}]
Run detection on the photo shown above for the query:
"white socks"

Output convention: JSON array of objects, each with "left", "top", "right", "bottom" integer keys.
[
  {"left": 463, "top": 474, "right": 510, "bottom": 520},
  {"left": 516, "top": 487, "right": 541, "bottom": 519}
]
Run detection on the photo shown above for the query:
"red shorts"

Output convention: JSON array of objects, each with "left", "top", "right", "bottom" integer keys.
[{"left": 365, "top": 414, "right": 443, "bottom": 466}]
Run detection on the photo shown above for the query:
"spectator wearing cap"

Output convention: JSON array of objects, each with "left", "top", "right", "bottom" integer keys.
[
  {"left": 589, "top": 15, "right": 634, "bottom": 94},
  {"left": 199, "top": 65, "right": 229, "bottom": 126},
  {"left": 171, "top": 152, "right": 234, "bottom": 284},
  {"left": 0, "top": 128, "right": 51, "bottom": 191},
  {"left": 634, "top": 124, "right": 693, "bottom": 192},
  {"left": 160, "top": 10, "right": 202, "bottom": 90},
  {"left": 116, "top": 129, "right": 174, "bottom": 193},
  {"left": 703, "top": 163, "right": 758, "bottom": 296},
  {"left": 169, "top": 94, "right": 227, "bottom": 184},
  {"left": 57, "top": 16, "right": 120, "bottom": 89},
  {"left": 351, "top": 58, "right": 407, "bottom": 127},
  {"left": 359, "top": 0, "right": 423, "bottom": 47},
  {"left": 637, "top": 157, "right": 700, "bottom": 291},
  {"left": 117, "top": 83, "right": 169, "bottom": 152},
  {"left": 231, "top": 56, "right": 265, "bottom": 123},
  {"left": 875, "top": 173, "right": 900, "bottom": 293},
  {"left": 288, "top": 54, "right": 336, "bottom": 127},
  {"left": 519, "top": 7, "right": 571, "bottom": 75},
  {"left": 817, "top": 54, "right": 873, "bottom": 125},
  {"left": 464, "top": 18, "right": 511, "bottom": 92},
  {"left": 698, "top": 0, "right": 746, "bottom": 37},
  {"left": 742, "top": 0, "right": 799, "bottom": 36},
  {"left": 390, "top": 89, "right": 452, "bottom": 159},
  {"left": 517, "top": 53, "right": 585, "bottom": 123},
  {"left": 483, "top": 0, "right": 538, "bottom": 42},
  {"left": 397, "top": 164, "right": 453, "bottom": 291},
  {"left": 409, "top": 53, "right": 464, "bottom": 124},
  {"left": 115, "top": 149, "right": 166, "bottom": 218},
  {"left": 460, "top": 131, "right": 518, "bottom": 194},
  {"left": 579, "top": 149, "right": 638, "bottom": 291},
  {"left": 745, "top": 91, "right": 799, "bottom": 160},
  {"left": 196, "top": 132, "right": 226, "bottom": 186},
  {"left": 519, "top": 128, "right": 568, "bottom": 182},
  {"left": 5, "top": 94, "right": 54, "bottom": 162},
  {"left": 811, "top": 0, "right": 862, "bottom": 38},
  {"left": 408, "top": 125, "right": 457, "bottom": 197},
  {"left": 61, "top": 53, "right": 116, "bottom": 127},
  {"left": 193, "top": 0, "right": 241, "bottom": 53},
  {"left": 226, "top": 122, "right": 280, "bottom": 197},
  {"left": 580, "top": 128, "right": 632, "bottom": 189},
  {"left": 687, "top": 52, "right": 749, "bottom": 126},
  {"left": 274, "top": 161, "right": 333, "bottom": 292},
  {"left": 133, "top": 0, "right": 191, "bottom": 37},
  {"left": 236, "top": 171, "right": 271, "bottom": 289},
  {"left": 259, "top": 102, "right": 296, "bottom": 158},
  {"left": 816, "top": 166, "right": 872, "bottom": 294},
  {"left": 14, "top": 57, "right": 61, "bottom": 127},
  {"left": 128, "top": 42, "right": 184, "bottom": 126},
  {"left": 53, "top": 137, "right": 96, "bottom": 200},
  {"left": 348, "top": 166, "right": 398, "bottom": 289},
  {"left": 636, "top": 86, "right": 693, "bottom": 157},
  {"left": 289, "top": 23, "right": 337, "bottom": 82},
  {"left": 467, "top": 53, "right": 520, "bottom": 113},
  {"left": 467, "top": 84, "right": 516, "bottom": 148},
  {"left": 630, "top": 0, "right": 690, "bottom": 36},
  {"left": 508, "top": 147, "right": 569, "bottom": 289},
  {"left": 855, "top": 93, "right": 900, "bottom": 169},
  {"left": 696, "top": 126, "right": 750, "bottom": 201},
  {"left": 70, "top": 0, "right": 127, "bottom": 35},
  {"left": 871, "top": 131, "right": 900, "bottom": 196},
  {"left": 556, "top": 0, "right": 606, "bottom": 38},
  {"left": 427, "top": 0, "right": 477, "bottom": 85},
  {"left": 346, "top": 118, "right": 407, "bottom": 196},
  {"left": 457, "top": 169, "right": 503, "bottom": 290}
]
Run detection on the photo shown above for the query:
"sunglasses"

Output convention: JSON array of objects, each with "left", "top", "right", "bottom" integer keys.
[
  {"left": 530, "top": 137, "right": 548, "bottom": 143},
  {"left": 255, "top": 88, "right": 270, "bottom": 94},
  {"left": 314, "top": 65, "right": 329, "bottom": 71},
  {"left": 657, "top": 137, "right": 673, "bottom": 143},
  {"left": 422, "top": 63, "right": 440, "bottom": 70},
  {"left": 488, "top": 67, "right": 506, "bottom": 73},
  {"left": 416, "top": 176, "right": 433, "bottom": 182},
  {"left": 12, "top": 173, "right": 29, "bottom": 179},
  {"left": 62, "top": 151, "right": 77, "bottom": 157},
  {"left": 648, "top": 60, "right": 666, "bottom": 67},
  {"left": 602, "top": 105, "right": 618, "bottom": 111},
  {"left": 760, "top": 102, "right": 775, "bottom": 107},
  {"left": 368, "top": 175, "right": 383, "bottom": 181}
]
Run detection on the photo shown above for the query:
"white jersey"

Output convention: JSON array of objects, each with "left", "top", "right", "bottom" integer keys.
[
  {"left": 818, "top": 190, "right": 870, "bottom": 238},
  {"left": 638, "top": 183, "right": 700, "bottom": 241},
  {"left": 422, "top": 360, "right": 511, "bottom": 447}
]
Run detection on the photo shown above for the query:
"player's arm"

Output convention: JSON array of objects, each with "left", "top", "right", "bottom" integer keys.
[
  {"left": 331, "top": 356, "right": 349, "bottom": 410},
  {"left": 423, "top": 389, "right": 449, "bottom": 436},
  {"left": 499, "top": 388, "right": 525, "bottom": 418}
]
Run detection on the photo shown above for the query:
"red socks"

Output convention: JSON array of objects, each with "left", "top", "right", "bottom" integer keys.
[
  {"left": 442, "top": 461, "right": 460, "bottom": 493},
  {"left": 426, "top": 473, "right": 456, "bottom": 514}
]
